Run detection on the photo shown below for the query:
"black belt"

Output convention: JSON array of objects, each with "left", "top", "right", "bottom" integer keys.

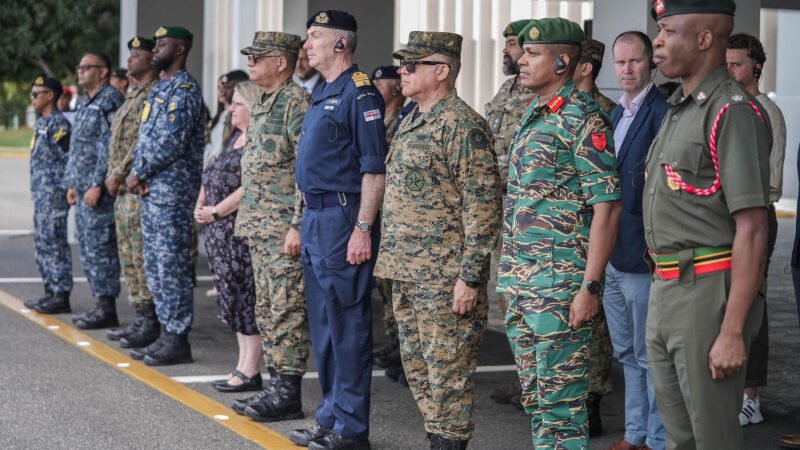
[{"left": 303, "top": 192, "right": 359, "bottom": 209}]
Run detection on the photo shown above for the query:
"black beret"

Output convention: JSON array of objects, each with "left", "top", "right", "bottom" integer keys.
[
  {"left": 128, "top": 36, "right": 156, "bottom": 52},
  {"left": 371, "top": 66, "right": 400, "bottom": 81},
  {"left": 32, "top": 75, "right": 63, "bottom": 99},
  {"left": 306, "top": 10, "right": 357, "bottom": 32},
  {"left": 111, "top": 68, "right": 128, "bottom": 79}
]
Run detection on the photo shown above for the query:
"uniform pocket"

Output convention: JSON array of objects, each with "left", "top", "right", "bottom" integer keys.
[
  {"left": 517, "top": 237, "right": 554, "bottom": 288},
  {"left": 323, "top": 247, "right": 361, "bottom": 307}
]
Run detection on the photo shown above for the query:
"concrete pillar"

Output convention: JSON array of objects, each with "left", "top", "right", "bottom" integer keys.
[
  {"left": 459, "top": 0, "right": 476, "bottom": 107},
  {"left": 119, "top": 0, "right": 138, "bottom": 65},
  {"left": 775, "top": 9, "right": 800, "bottom": 206},
  {"left": 282, "top": 0, "right": 307, "bottom": 37}
]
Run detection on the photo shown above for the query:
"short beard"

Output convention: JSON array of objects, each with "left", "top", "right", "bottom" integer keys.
[
  {"left": 153, "top": 55, "right": 172, "bottom": 72},
  {"left": 502, "top": 60, "right": 519, "bottom": 76}
]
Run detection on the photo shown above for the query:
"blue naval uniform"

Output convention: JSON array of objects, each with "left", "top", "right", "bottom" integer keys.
[
  {"left": 296, "top": 64, "right": 387, "bottom": 439},
  {"left": 63, "top": 83, "right": 123, "bottom": 299},
  {"left": 132, "top": 70, "right": 204, "bottom": 335},
  {"left": 30, "top": 110, "right": 73, "bottom": 294}
]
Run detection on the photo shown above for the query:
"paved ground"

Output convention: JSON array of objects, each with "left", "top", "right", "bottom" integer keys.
[{"left": 1, "top": 155, "right": 799, "bottom": 449}]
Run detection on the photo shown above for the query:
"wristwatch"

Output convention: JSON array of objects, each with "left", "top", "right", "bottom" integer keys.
[
  {"left": 461, "top": 279, "right": 481, "bottom": 289},
  {"left": 581, "top": 280, "right": 602, "bottom": 295},
  {"left": 356, "top": 221, "right": 372, "bottom": 232},
  {"left": 212, "top": 207, "right": 220, "bottom": 220}
]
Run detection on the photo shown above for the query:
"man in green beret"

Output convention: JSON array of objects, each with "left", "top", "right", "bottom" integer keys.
[
  {"left": 574, "top": 38, "right": 618, "bottom": 116},
  {"left": 644, "top": 1, "right": 770, "bottom": 449},
  {"left": 496, "top": 17, "right": 621, "bottom": 449},
  {"left": 104, "top": 36, "right": 160, "bottom": 348},
  {"left": 485, "top": 18, "right": 534, "bottom": 412},
  {"left": 374, "top": 30, "right": 502, "bottom": 449}
]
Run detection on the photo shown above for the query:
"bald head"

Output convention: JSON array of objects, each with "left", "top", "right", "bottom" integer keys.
[{"left": 653, "top": 13, "right": 734, "bottom": 81}]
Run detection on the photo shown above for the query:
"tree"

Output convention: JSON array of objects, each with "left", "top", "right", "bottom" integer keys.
[{"left": 0, "top": 0, "right": 120, "bottom": 84}]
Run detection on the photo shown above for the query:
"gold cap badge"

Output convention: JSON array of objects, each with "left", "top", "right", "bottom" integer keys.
[
  {"left": 505, "top": 25, "right": 513, "bottom": 35},
  {"left": 529, "top": 27, "right": 540, "bottom": 40},
  {"left": 132, "top": 37, "right": 141, "bottom": 48},
  {"left": 316, "top": 12, "right": 329, "bottom": 24},
  {"left": 155, "top": 27, "right": 167, "bottom": 38},
  {"left": 35, "top": 76, "right": 44, "bottom": 85}
]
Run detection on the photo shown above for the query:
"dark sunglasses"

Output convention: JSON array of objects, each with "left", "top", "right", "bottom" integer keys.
[
  {"left": 247, "top": 54, "right": 282, "bottom": 64},
  {"left": 402, "top": 60, "right": 450, "bottom": 74}
]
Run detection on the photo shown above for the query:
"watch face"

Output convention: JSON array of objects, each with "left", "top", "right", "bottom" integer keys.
[
  {"left": 358, "top": 222, "right": 369, "bottom": 232},
  {"left": 588, "top": 281, "right": 602, "bottom": 295}
]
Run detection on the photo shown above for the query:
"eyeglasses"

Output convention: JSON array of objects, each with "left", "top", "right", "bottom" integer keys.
[
  {"left": 247, "top": 54, "right": 282, "bottom": 64},
  {"left": 30, "top": 90, "right": 51, "bottom": 99},
  {"left": 75, "top": 64, "right": 104, "bottom": 72},
  {"left": 401, "top": 60, "right": 450, "bottom": 74}
]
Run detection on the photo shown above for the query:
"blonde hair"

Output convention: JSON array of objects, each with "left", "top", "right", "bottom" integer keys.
[{"left": 234, "top": 81, "right": 262, "bottom": 109}]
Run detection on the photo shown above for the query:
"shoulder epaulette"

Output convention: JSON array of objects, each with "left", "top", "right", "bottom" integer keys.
[{"left": 351, "top": 71, "right": 371, "bottom": 88}]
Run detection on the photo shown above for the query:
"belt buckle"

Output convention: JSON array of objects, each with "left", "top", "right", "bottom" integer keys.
[{"left": 337, "top": 192, "right": 348, "bottom": 206}]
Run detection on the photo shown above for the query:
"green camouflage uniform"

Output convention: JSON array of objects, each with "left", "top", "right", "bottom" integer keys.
[
  {"left": 374, "top": 34, "right": 503, "bottom": 436},
  {"left": 498, "top": 52, "right": 620, "bottom": 449},
  {"left": 107, "top": 78, "right": 157, "bottom": 308},
  {"left": 235, "top": 32, "right": 310, "bottom": 376},
  {"left": 376, "top": 107, "right": 401, "bottom": 339}
]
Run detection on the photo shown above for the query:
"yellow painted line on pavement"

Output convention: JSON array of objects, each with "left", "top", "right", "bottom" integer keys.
[
  {"left": 0, "top": 151, "right": 29, "bottom": 158},
  {"left": 0, "top": 290, "right": 299, "bottom": 450},
  {"left": 777, "top": 210, "right": 797, "bottom": 218}
]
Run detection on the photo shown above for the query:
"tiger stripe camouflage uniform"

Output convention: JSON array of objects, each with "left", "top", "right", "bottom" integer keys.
[
  {"left": 235, "top": 76, "right": 311, "bottom": 376},
  {"left": 498, "top": 71, "right": 620, "bottom": 448},
  {"left": 374, "top": 80, "right": 503, "bottom": 442},
  {"left": 107, "top": 79, "right": 157, "bottom": 308},
  {"left": 30, "top": 107, "right": 72, "bottom": 296}
]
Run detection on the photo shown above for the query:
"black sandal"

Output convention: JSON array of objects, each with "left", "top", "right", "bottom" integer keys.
[{"left": 213, "top": 370, "right": 263, "bottom": 393}]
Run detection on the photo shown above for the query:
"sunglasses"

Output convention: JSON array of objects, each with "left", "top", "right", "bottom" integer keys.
[
  {"left": 30, "top": 90, "right": 52, "bottom": 99},
  {"left": 247, "top": 54, "right": 282, "bottom": 64},
  {"left": 76, "top": 64, "right": 104, "bottom": 72},
  {"left": 401, "top": 60, "right": 450, "bottom": 74}
]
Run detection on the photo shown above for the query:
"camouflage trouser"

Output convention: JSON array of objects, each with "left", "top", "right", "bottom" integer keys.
[
  {"left": 375, "top": 277, "right": 398, "bottom": 338},
  {"left": 114, "top": 193, "right": 152, "bottom": 307},
  {"left": 506, "top": 286, "right": 591, "bottom": 450},
  {"left": 32, "top": 198, "right": 72, "bottom": 294},
  {"left": 75, "top": 191, "right": 120, "bottom": 298},
  {"left": 248, "top": 237, "right": 309, "bottom": 375},
  {"left": 490, "top": 238, "right": 509, "bottom": 315},
  {"left": 588, "top": 305, "right": 613, "bottom": 395},
  {"left": 393, "top": 280, "right": 487, "bottom": 440}
]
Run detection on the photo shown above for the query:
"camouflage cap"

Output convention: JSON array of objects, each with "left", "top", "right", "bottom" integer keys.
[
  {"left": 392, "top": 31, "right": 463, "bottom": 61},
  {"left": 503, "top": 19, "right": 532, "bottom": 38},
  {"left": 153, "top": 26, "right": 193, "bottom": 41},
  {"left": 306, "top": 10, "right": 358, "bottom": 31},
  {"left": 580, "top": 38, "right": 605, "bottom": 63},
  {"left": 32, "top": 75, "right": 63, "bottom": 99},
  {"left": 518, "top": 18, "right": 586, "bottom": 47},
  {"left": 651, "top": 0, "right": 736, "bottom": 20},
  {"left": 128, "top": 36, "right": 155, "bottom": 52},
  {"left": 241, "top": 31, "right": 303, "bottom": 56}
]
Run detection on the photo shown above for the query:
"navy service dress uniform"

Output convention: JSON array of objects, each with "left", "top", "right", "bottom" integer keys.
[{"left": 296, "top": 11, "right": 388, "bottom": 442}]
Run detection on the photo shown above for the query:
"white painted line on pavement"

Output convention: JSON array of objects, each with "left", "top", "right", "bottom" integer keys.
[
  {"left": 0, "top": 276, "right": 214, "bottom": 284},
  {"left": 172, "top": 365, "right": 517, "bottom": 384},
  {"left": 0, "top": 230, "right": 33, "bottom": 236}
]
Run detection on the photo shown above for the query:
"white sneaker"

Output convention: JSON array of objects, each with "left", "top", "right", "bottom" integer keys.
[{"left": 739, "top": 394, "right": 764, "bottom": 426}]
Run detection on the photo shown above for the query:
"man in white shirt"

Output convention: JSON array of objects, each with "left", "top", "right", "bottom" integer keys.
[{"left": 293, "top": 42, "right": 322, "bottom": 94}]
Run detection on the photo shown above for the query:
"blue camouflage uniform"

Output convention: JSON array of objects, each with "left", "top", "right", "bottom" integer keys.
[
  {"left": 132, "top": 70, "right": 204, "bottom": 335},
  {"left": 30, "top": 110, "right": 73, "bottom": 294},
  {"left": 296, "top": 64, "right": 388, "bottom": 439},
  {"left": 63, "top": 83, "right": 123, "bottom": 299}
]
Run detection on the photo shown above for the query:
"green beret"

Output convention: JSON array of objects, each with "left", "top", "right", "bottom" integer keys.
[
  {"left": 518, "top": 18, "right": 586, "bottom": 47},
  {"left": 241, "top": 31, "right": 302, "bottom": 56},
  {"left": 153, "top": 26, "right": 193, "bottom": 41},
  {"left": 393, "top": 31, "right": 463, "bottom": 61},
  {"left": 651, "top": 0, "right": 736, "bottom": 20},
  {"left": 503, "top": 19, "right": 532, "bottom": 38},
  {"left": 580, "top": 38, "right": 605, "bottom": 63},
  {"left": 128, "top": 36, "right": 155, "bottom": 52}
]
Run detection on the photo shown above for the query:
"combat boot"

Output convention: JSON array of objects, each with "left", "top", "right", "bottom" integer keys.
[
  {"left": 129, "top": 326, "right": 166, "bottom": 360},
  {"left": 587, "top": 393, "right": 603, "bottom": 437},
  {"left": 24, "top": 287, "right": 52, "bottom": 309},
  {"left": 143, "top": 332, "right": 193, "bottom": 366},
  {"left": 73, "top": 296, "right": 119, "bottom": 329},
  {"left": 33, "top": 292, "right": 71, "bottom": 314},
  {"left": 231, "top": 368, "right": 278, "bottom": 415},
  {"left": 107, "top": 306, "right": 146, "bottom": 341},
  {"left": 428, "top": 433, "right": 468, "bottom": 450},
  {"left": 120, "top": 304, "right": 159, "bottom": 348},
  {"left": 243, "top": 373, "right": 304, "bottom": 422},
  {"left": 375, "top": 345, "right": 402, "bottom": 368},
  {"left": 385, "top": 364, "right": 408, "bottom": 387},
  {"left": 373, "top": 337, "right": 399, "bottom": 364}
]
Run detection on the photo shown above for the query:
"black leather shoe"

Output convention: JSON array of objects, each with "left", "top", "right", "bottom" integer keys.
[
  {"left": 130, "top": 330, "right": 166, "bottom": 361},
  {"left": 289, "top": 425, "right": 333, "bottom": 447},
  {"left": 143, "top": 332, "right": 193, "bottom": 366},
  {"left": 73, "top": 297, "right": 119, "bottom": 330},
  {"left": 243, "top": 373, "right": 303, "bottom": 422},
  {"left": 214, "top": 370, "right": 263, "bottom": 393},
  {"left": 33, "top": 292, "right": 71, "bottom": 314},
  {"left": 587, "top": 393, "right": 603, "bottom": 437},
  {"left": 428, "top": 433, "right": 468, "bottom": 450},
  {"left": 120, "top": 304, "right": 159, "bottom": 348},
  {"left": 308, "top": 431, "right": 370, "bottom": 450},
  {"left": 24, "top": 288, "right": 52, "bottom": 309}
]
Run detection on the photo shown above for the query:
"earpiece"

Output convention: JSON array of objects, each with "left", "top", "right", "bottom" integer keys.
[
  {"left": 334, "top": 39, "right": 345, "bottom": 51},
  {"left": 753, "top": 64, "right": 762, "bottom": 79},
  {"left": 554, "top": 56, "right": 567, "bottom": 72}
]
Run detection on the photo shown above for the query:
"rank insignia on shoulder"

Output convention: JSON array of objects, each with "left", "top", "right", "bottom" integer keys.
[
  {"left": 179, "top": 84, "right": 190, "bottom": 88},
  {"left": 591, "top": 132, "right": 607, "bottom": 151},
  {"left": 141, "top": 101, "right": 151, "bottom": 121},
  {"left": 696, "top": 92, "right": 707, "bottom": 102},
  {"left": 52, "top": 128, "right": 68, "bottom": 143},
  {"left": 351, "top": 72, "right": 371, "bottom": 88},
  {"left": 30, "top": 134, "right": 36, "bottom": 149},
  {"left": 547, "top": 95, "right": 565, "bottom": 112},
  {"left": 168, "top": 113, "right": 176, "bottom": 123},
  {"left": 169, "top": 101, "right": 177, "bottom": 112},
  {"left": 731, "top": 94, "right": 744, "bottom": 102}
]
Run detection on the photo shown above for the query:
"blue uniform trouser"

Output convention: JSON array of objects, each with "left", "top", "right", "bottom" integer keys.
[
  {"left": 140, "top": 197, "right": 194, "bottom": 335},
  {"left": 603, "top": 263, "right": 664, "bottom": 450},
  {"left": 74, "top": 191, "right": 119, "bottom": 298},
  {"left": 33, "top": 197, "right": 72, "bottom": 294},
  {"left": 301, "top": 199, "right": 376, "bottom": 440}
]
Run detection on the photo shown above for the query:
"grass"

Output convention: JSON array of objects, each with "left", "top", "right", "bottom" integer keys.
[{"left": 0, "top": 127, "right": 33, "bottom": 150}]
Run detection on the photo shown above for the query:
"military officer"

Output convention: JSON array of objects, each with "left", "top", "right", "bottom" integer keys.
[
  {"left": 484, "top": 18, "right": 533, "bottom": 410},
  {"left": 574, "top": 38, "right": 618, "bottom": 116},
  {"left": 497, "top": 18, "right": 621, "bottom": 449},
  {"left": 103, "top": 36, "right": 160, "bottom": 347},
  {"left": 289, "top": 10, "right": 387, "bottom": 450},
  {"left": 126, "top": 26, "right": 205, "bottom": 366},
  {"left": 371, "top": 65, "right": 405, "bottom": 146},
  {"left": 645, "top": 1, "right": 771, "bottom": 449},
  {"left": 25, "top": 76, "right": 73, "bottom": 311},
  {"left": 375, "top": 31, "right": 502, "bottom": 449},
  {"left": 45, "top": 52, "right": 123, "bottom": 321},
  {"left": 228, "top": 31, "right": 311, "bottom": 423}
]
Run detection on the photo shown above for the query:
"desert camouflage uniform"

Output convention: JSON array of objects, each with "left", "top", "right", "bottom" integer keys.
[
  {"left": 107, "top": 79, "right": 157, "bottom": 307},
  {"left": 235, "top": 78, "right": 310, "bottom": 375},
  {"left": 498, "top": 79, "right": 620, "bottom": 449},
  {"left": 374, "top": 88, "right": 502, "bottom": 440}
]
